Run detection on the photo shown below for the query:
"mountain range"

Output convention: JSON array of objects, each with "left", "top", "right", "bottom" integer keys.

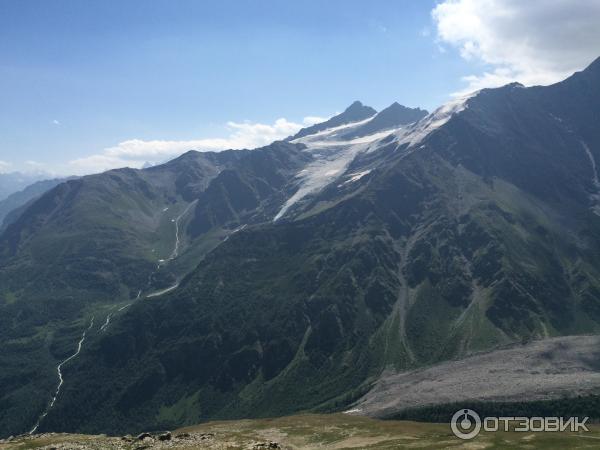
[
  {"left": 0, "top": 172, "right": 50, "bottom": 203},
  {"left": 0, "top": 177, "right": 73, "bottom": 231},
  {"left": 1, "top": 57, "right": 600, "bottom": 438}
]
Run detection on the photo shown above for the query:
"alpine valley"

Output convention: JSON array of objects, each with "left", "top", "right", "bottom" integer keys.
[{"left": 2, "top": 57, "right": 600, "bottom": 439}]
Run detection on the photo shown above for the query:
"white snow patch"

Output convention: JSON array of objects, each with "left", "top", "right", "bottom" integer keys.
[
  {"left": 100, "top": 312, "right": 113, "bottom": 332},
  {"left": 291, "top": 116, "right": 375, "bottom": 144},
  {"left": 223, "top": 224, "right": 247, "bottom": 242},
  {"left": 549, "top": 113, "right": 563, "bottom": 123},
  {"left": 343, "top": 170, "right": 372, "bottom": 184},
  {"left": 274, "top": 149, "right": 352, "bottom": 221},
  {"left": 168, "top": 200, "right": 197, "bottom": 261},
  {"left": 305, "top": 130, "right": 394, "bottom": 149},
  {"left": 582, "top": 141, "right": 600, "bottom": 191},
  {"left": 394, "top": 91, "right": 477, "bottom": 147},
  {"left": 274, "top": 130, "right": 391, "bottom": 221},
  {"left": 276, "top": 103, "right": 468, "bottom": 221},
  {"left": 147, "top": 283, "right": 179, "bottom": 298}
]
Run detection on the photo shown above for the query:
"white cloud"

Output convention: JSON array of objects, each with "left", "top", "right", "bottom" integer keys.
[
  {"left": 0, "top": 160, "right": 12, "bottom": 173},
  {"left": 52, "top": 119, "right": 61, "bottom": 125},
  {"left": 68, "top": 116, "right": 329, "bottom": 175},
  {"left": 432, "top": 0, "right": 600, "bottom": 94}
]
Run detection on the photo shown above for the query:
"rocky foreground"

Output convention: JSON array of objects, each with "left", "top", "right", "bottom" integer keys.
[
  {"left": 0, "top": 429, "right": 279, "bottom": 450},
  {"left": 1, "top": 414, "right": 599, "bottom": 449}
]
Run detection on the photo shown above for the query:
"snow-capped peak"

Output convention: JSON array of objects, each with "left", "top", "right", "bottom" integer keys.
[{"left": 394, "top": 91, "right": 478, "bottom": 147}]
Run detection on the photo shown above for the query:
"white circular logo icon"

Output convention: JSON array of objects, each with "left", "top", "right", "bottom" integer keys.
[{"left": 451, "top": 409, "right": 481, "bottom": 440}]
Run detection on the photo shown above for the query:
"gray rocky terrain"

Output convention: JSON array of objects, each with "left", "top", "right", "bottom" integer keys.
[{"left": 353, "top": 335, "right": 600, "bottom": 418}]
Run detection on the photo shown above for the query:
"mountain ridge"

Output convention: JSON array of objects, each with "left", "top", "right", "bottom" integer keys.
[
  {"left": 0, "top": 177, "right": 73, "bottom": 231},
  {"left": 2, "top": 57, "right": 600, "bottom": 437},
  {"left": 290, "top": 100, "right": 377, "bottom": 140}
]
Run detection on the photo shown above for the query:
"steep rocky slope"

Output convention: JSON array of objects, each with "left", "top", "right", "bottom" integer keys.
[{"left": 26, "top": 58, "right": 600, "bottom": 436}]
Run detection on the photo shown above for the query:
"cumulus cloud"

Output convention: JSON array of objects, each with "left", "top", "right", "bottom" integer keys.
[
  {"left": 432, "top": 0, "right": 600, "bottom": 94},
  {"left": 0, "top": 160, "right": 12, "bottom": 173},
  {"left": 68, "top": 116, "right": 328, "bottom": 175}
]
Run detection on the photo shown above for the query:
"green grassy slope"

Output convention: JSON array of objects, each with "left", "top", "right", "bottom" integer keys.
[
  {"left": 35, "top": 58, "right": 600, "bottom": 435},
  {"left": 0, "top": 143, "right": 310, "bottom": 437}
]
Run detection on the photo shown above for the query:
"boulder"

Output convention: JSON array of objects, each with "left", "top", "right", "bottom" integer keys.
[
  {"left": 136, "top": 432, "right": 152, "bottom": 440},
  {"left": 158, "top": 431, "right": 171, "bottom": 441}
]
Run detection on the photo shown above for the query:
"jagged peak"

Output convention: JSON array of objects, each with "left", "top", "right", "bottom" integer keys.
[
  {"left": 347, "top": 100, "right": 365, "bottom": 108},
  {"left": 359, "top": 102, "right": 428, "bottom": 130},
  {"left": 378, "top": 102, "right": 428, "bottom": 115},
  {"left": 342, "top": 100, "right": 377, "bottom": 116},
  {"left": 291, "top": 101, "right": 377, "bottom": 140}
]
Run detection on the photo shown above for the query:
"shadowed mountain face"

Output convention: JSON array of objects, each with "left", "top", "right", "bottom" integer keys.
[
  {"left": 0, "top": 172, "right": 49, "bottom": 202},
  {"left": 2, "top": 59, "right": 600, "bottom": 437},
  {"left": 342, "top": 102, "right": 428, "bottom": 139},
  {"left": 0, "top": 177, "right": 74, "bottom": 231},
  {"left": 0, "top": 142, "right": 310, "bottom": 436}
]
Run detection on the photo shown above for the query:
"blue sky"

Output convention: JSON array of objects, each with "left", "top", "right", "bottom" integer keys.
[{"left": 1, "top": 0, "right": 598, "bottom": 175}]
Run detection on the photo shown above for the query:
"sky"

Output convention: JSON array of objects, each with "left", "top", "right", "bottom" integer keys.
[{"left": 1, "top": 0, "right": 599, "bottom": 176}]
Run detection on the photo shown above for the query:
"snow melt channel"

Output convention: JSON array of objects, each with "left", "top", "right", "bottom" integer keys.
[
  {"left": 29, "top": 317, "right": 95, "bottom": 434},
  {"left": 582, "top": 141, "right": 600, "bottom": 214}
]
